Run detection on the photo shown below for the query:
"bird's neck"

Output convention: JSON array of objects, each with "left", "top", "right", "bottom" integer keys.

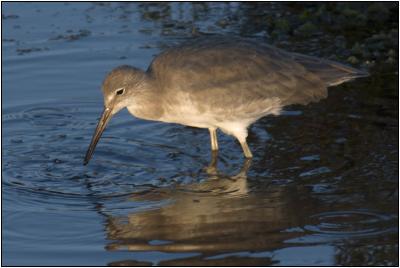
[{"left": 126, "top": 75, "right": 164, "bottom": 121}]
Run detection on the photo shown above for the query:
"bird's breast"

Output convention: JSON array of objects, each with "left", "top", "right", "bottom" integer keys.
[
  {"left": 153, "top": 92, "right": 215, "bottom": 128},
  {"left": 159, "top": 105, "right": 216, "bottom": 128},
  {"left": 127, "top": 102, "right": 164, "bottom": 122}
]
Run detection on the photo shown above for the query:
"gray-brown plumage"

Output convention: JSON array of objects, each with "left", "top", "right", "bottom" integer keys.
[{"left": 84, "top": 36, "right": 368, "bottom": 164}]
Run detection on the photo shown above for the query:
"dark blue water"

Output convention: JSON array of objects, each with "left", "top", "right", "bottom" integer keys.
[{"left": 2, "top": 2, "right": 398, "bottom": 266}]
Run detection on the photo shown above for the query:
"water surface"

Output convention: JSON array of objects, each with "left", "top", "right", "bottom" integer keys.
[{"left": 2, "top": 2, "right": 398, "bottom": 266}]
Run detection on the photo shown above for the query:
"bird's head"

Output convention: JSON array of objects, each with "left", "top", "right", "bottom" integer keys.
[{"left": 84, "top": 65, "right": 146, "bottom": 165}]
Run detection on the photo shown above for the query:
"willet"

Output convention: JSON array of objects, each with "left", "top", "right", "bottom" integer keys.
[{"left": 84, "top": 36, "right": 368, "bottom": 164}]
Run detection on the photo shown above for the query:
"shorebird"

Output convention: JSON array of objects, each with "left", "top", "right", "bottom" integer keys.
[{"left": 84, "top": 36, "right": 368, "bottom": 165}]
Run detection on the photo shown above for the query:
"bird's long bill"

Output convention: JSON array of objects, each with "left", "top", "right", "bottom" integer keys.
[{"left": 83, "top": 107, "right": 113, "bottom": 165}]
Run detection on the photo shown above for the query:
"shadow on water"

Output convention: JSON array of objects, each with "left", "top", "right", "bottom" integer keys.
[{"left": 2, "top": 2, "right": 398, "bottom": 266}]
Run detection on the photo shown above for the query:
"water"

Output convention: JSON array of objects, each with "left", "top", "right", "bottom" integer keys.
[{"left": 2, "top": 2, "right": 398, "bottom": 266}]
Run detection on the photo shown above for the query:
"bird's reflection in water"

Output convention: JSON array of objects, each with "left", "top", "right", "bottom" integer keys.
[{"left": 105, "top": 153, "right": 316, "bottom": 265}]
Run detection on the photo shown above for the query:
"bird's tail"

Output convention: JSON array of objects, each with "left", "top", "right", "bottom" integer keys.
[{"left": 290, "top": 52, "right": 369, "bottom": 87}]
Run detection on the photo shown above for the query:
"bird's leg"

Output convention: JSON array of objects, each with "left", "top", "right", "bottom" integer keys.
[
  {"left": 209, "top": 128, "right": 219, "bottom": 151},
  {"left": 239, "top": 158, "right": 252, "bottom": 175},
  {"left": 205, "top": 150, "right": 219, "bottom": 175},
  {"left": 240, "top": 140, "right": 253, "bottom": 158},
  {"left": 232, "top": 128, "right": 253, "bottom": 158}
]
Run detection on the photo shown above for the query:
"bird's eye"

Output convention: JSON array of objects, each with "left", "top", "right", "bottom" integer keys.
[{"left": 116, "top": 88, "right": 125, "bottom": 95}]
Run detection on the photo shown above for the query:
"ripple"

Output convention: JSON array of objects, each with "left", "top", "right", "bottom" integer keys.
[
  {"left": 23, "top": 107, "right": 73, "bottom": 126},
  {"left": 299, "top": 167, "right": 331, "bottom": 177},
  {"left": 3, "top": 102, "right": 98, "bottom": 132},
  {"left": 2, "top": 101, "right": 210, "bottom": 207},
  {"left": 4, "top": 209, "right": 103, "bottom": 242},
  {"left": 305, "top": 211, "right": 395, "bottom": 237},
  {"left": 286, "top": 210, "right": 397, "bottom": 244},
  {"left": 300, "top": 155, "right": 320, "bottom": 161}
]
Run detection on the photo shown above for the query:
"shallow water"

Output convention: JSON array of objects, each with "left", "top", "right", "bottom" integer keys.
[{"left": 2, "top": 2, "right": 398, "bottom": 266}]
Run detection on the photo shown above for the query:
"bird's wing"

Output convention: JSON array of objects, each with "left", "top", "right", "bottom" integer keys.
[
  {"left": 287, "top": 51, "right": 369, "bottom": 87},
  {"left": 148, "top": 38, "right": 328, "bottom": 112}
]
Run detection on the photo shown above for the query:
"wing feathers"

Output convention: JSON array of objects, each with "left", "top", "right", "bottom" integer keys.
[{"left": 148, "top": 37, "right": 366, "bottom": 111}]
